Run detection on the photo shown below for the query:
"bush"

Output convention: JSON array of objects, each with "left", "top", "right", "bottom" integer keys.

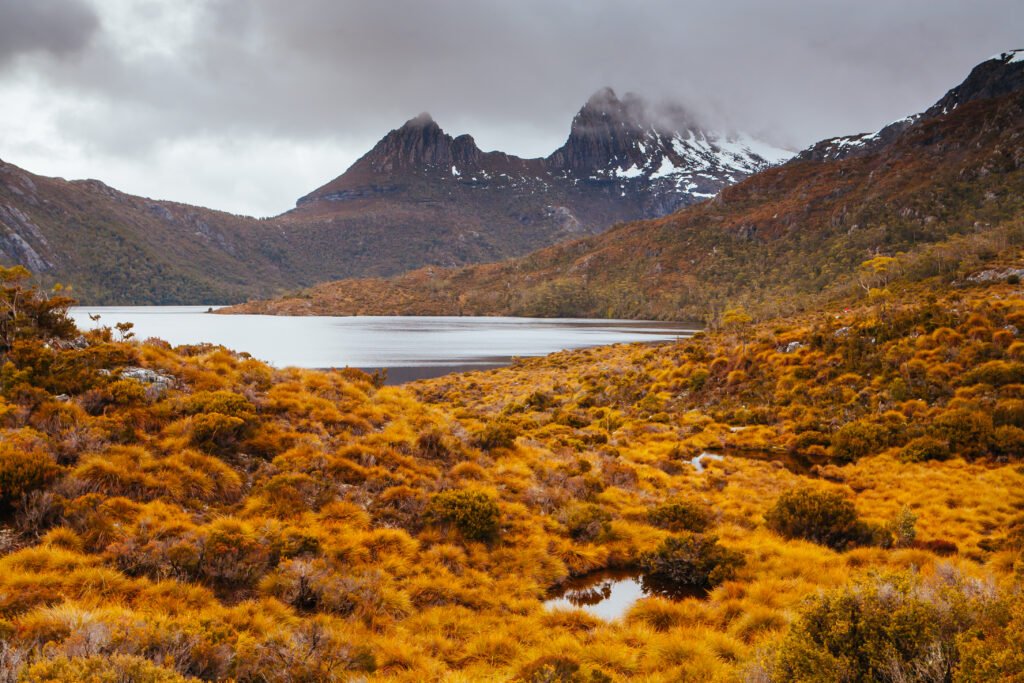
[
  {"left": 473, "top": 420, "right": 518, "bottom": 451},
  {"left": 993, "top": 425, "right": 1024, "bottom": 457},
  {"left": 960, "top": 360, "right": 1024, "bottom": 387},
  {"left": 639, "top": 534, "right": 744, "bottom": 589},
  {"left": 830, "top": 420, "right": 891, "bottom": 463},
  {"left": 427, "top": 489, "right": 500, "bottom": 542},
  {"left": 647, "top": 499, "right": 714, "bottom": 533},
  {"left": 932, "top": 409, "right": 993, "bottom": 459},
  {"left": 765, "top": 487, "right": 869, "bottom": 551},
  {"left": 22, "top": 655, "right": 190, "bottom": 682},
  {"left": 898, "top": 436, "right": 951, "bottom": 462},
  {"left": 190, "top": 412, "right": 248, "bottom": 452},
  {"left": 560, "top": 503, "right": 612, "bottom": 542},
  {"left": 0, "top": 445, "right": 60, "bottom": 516},
  {"left": 994, "top": 399, "right": 1024, "bottom": 428},
  {"left": 775, "top": 574, "right": 967, "bottom": 683}
]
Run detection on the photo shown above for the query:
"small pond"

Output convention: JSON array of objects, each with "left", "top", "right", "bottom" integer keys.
[{"left": 544, "top": 569, "right": 705, "bottom": 621}]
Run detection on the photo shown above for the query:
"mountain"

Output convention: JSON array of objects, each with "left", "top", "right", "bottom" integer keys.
[
  {"left": 276, "top": 89, "right": 789, "bottom": 276},
  {"left": 0, "top": 163, "right": 297, "bottom": 304},
  {"left": 0, "top": 90, "right": 787, "bottom": 304},
  {"left": 222, "top": 50, "right": 1024, "bottom": 320}
]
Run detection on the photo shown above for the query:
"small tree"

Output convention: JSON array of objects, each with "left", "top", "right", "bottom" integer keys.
[
  {"left": 856, "top": 256, "right": 901, "bottom": 293},
  {"left": 0, "top": 266, "right": 76, "bottom": 351}
]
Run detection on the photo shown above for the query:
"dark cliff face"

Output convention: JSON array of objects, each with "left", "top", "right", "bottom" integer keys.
[
  {"left": 797, "top": 50, "right": 1024, "bottom": 164},
  {"left": 357, "top": 113, "right": 483, "bottom": 173},
  {"left": 926, "top": 50, "right": 1024, "bottom": 117},
  {"left": 546, "top": 88, "right": 646, "bottom": 173}
]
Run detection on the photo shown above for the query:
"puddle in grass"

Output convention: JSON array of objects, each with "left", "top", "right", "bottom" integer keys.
[
  {"left": 688, "top": 449, "right": 816, "bottom": 475},
  {"left": 544, "top": 569, "right": 706, "bottom": 621}
]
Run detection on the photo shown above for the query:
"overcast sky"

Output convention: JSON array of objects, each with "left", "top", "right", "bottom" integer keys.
[{"left": 0, "top": 0, "right": 1021, "bottom": 217}]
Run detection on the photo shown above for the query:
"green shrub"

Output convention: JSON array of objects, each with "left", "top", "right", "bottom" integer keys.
[
  {"left": 994, "top": 399, "right": 1024, "bottom": 428},
  {"left": 898, "top": 436, "right": 951, "bottom": 462},
  {"left": 647, "top": 499, "right": 714, "bottom": 533},
  {"left": 932, "top": 409, "right": 993, "bottom": 459},
  {"left": 765, "top": 487, "right": 870, "bottom": 551},
  {"left": 639, "top": 534, "right": 744, "bottom": 589},
  {"left": 830, "top": 420, "right": 891, "bottom": 463},
  {"left": 427, "top": 489, "right": 500, "bottom": 542},
  {"left": 774, "top": 573, "right": 987, "bottom": 683},
  {"left": 993, "top": 425, "right": 1024, "bottom": 457},
  {"left": 960, "top": 360, "right": 1024, "bottom": 387}
]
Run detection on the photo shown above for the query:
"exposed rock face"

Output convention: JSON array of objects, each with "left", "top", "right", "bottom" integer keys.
[
  {"left": 798, "top": 49, "right": 1024, "bottom": 163},
  {"left": 299, "top": 89, "right": 791, "bottom": 218},
  {"left": 926, "top": 50, "right": 1024, "bottom": 117}
]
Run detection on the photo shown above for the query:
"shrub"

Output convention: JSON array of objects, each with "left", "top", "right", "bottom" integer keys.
[
  {"left": 995, "top": 399, "right": 1024, "bottom": 428},
  {"left": 830, "top": 420, "right": 890, "bottom": 463},
  {"left": 473, "top": 420, "right": 518, "bottom": 451},
  {"left": 960, "top": 360, "right": 1024, "bottom": 387},
  {"left": 774, "top": 574, "right": 967, "bottom": 683},
  {"left": 0, "top": 445, "right": 60, "bottom": 516},
  {"left": 22, "top": 655, "right": 190, "bottom": 682},
  {"left": 993, "top": 425, "right": 1024, "bottom": 457},
  {"left": 647, "top": 499, "right": 714, "bottom": 533},
  {"left": 639, "top": 534, "right": 744, "bottom": 589},
  {"left": 765, "top": 487, "right": 869, "bottom": 551},
  {"left": 183, "top": 390, "right": 256, "bottom": 419},
  {"left": 932, "top": 409, "right": 993, "bottom": 459},
  {"left": 199, "top": 517, "right": 271, "bottom": 586},
  {"left": 560, "top": 503, "right": 612, "bottom": 542},
  {"left": 898, "top": 436, "right": 951, "bottom": 462},
  {"left": 427, "top": 490, "right": 500, "bottom": 542},
  {"left": 190, "top": 412, "right": 247, "bottom": 452}
]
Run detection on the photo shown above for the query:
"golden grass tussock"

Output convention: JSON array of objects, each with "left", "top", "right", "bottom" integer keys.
[{"left": 2, "top": 267, "right": 1024, "bottom": 679}]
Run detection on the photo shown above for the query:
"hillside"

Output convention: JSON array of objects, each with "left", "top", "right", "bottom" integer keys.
[
  {"left": 0, "top": 90, "right": 785, "bottom": 305},
  {"left": 2, "top": 234, "right": 1024, "bottom": 679},
  {"left": 223, "top": 51, "right": 1024, "bottom": 321}
]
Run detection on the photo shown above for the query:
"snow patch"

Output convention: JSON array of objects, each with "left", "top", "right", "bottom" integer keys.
[
  {"left": 650, "top": 156, "right": 678, "bottom": 179},
  {"left": 618, "top": 164, "right": 644, "bottom": 179}
]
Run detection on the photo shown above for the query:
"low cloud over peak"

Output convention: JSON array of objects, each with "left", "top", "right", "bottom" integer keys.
[{"left": 0, "top": 0, "right": 1021, "bottom": 216}]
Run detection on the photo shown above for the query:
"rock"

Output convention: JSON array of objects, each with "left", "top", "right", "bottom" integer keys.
[
  {"left": 967, "top": 267, "right": 1024, "bottom": 283},
  {"left": 780, "top": 341, "right": 804, "bottom": 353},
  {"left": 118, "top": 366, "right": 176, "bottom": 398}
]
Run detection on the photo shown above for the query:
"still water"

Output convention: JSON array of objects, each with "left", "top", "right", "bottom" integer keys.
[
  {"left": 545, "top": 569, "right": 705, "bottom": 621},
  {"left": 70, "top": 307, "right": 697, "bottom": 383}
]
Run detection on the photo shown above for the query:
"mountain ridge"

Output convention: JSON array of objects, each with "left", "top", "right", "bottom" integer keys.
[
  {"left": 221, "top": 51, "right": 1024, "bottom": 320},
  {"left": 0, "top": 89, "right": 785, "bottom": 303}
]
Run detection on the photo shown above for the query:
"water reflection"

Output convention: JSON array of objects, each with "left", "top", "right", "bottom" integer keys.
[{"left": 544, "top": 569, "right": 705, "bottom": 621}]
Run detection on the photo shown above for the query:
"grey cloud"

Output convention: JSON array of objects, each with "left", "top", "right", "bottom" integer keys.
[
  {"left": 0, "top": 0, "right": 99, "bottom": 65},
  {"left": 1, "top": 0, "right": 1022, "bottom": 214}
]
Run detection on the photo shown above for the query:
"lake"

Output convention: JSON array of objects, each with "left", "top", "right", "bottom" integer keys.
[{"left": 69, "top": 307, "right": 697, "bottom": 383}]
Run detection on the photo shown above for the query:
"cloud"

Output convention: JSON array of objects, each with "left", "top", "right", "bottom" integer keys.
[
  {"left": 0, "top": 0, "right": 99, "bottom": 65},
  {"left": 0, "top": 0, "right": 1022, "bottom": 215}
]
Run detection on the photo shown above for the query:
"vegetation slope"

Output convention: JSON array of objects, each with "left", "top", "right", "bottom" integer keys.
[{"left": 2, "top": 224, "right": 1024, "bottom": 680}]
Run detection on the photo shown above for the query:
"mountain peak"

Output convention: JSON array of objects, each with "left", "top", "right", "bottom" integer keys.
[{"left": 403, "top": 112, "right": 438, "bottom": 129}]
